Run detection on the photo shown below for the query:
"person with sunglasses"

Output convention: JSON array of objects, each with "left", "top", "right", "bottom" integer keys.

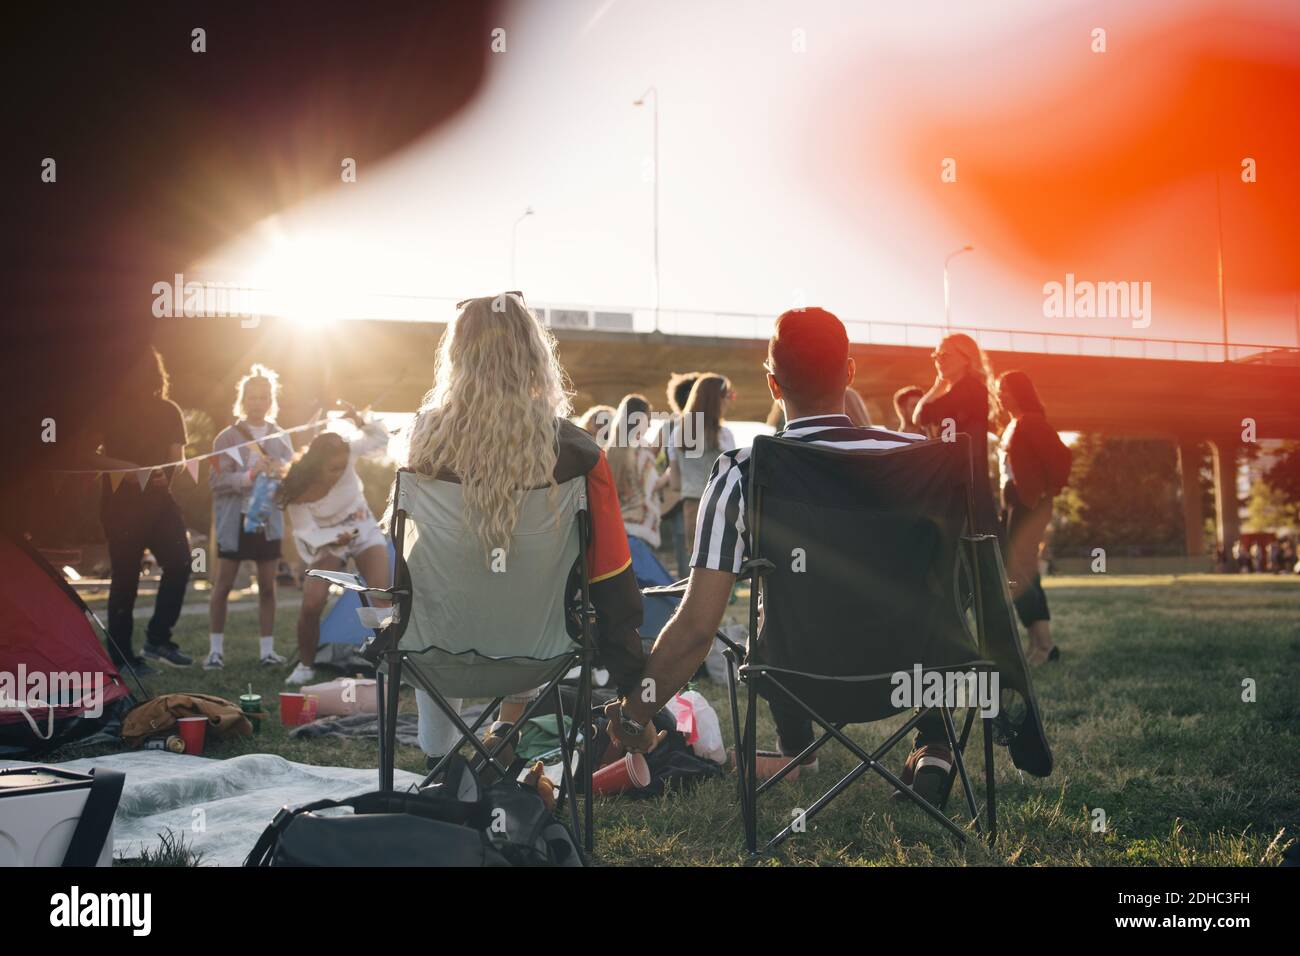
[
  {"left": 914, "top": 333, "right": 1000, "bottom": 535},
  {"left": 402, "top": 292, "right": 645, "bottom": 769}
]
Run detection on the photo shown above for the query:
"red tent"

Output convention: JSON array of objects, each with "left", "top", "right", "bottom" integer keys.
[{"left": 0, "top": 535, "right": 133, "bottom": 758}]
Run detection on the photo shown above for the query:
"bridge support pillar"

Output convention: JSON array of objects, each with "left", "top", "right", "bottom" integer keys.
[
  {"left": 1209, "top": 437, "right": 1241, "bottom": 554},
  {"left": 1176, "top": 439, "right": 1205, "bottom": 556}
]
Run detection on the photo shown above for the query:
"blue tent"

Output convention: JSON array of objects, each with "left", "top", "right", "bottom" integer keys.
[{"left": 318, "top": 540, "right": 397, "bottom": 649}]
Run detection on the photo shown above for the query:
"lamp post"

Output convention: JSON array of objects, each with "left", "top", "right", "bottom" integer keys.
[
  {"left": 633, "top": 86, "right": 659, "bottom": 333},
  {"left": 509, "top": 206, "right": 534, "bottom": 288},
  {"left": 944, "top": 244, "right": 974, "bottom": 331}
]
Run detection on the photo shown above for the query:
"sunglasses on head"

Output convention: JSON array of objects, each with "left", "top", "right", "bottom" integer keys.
[{"left": 456, "top": 291, "right": 525, "bottom": 309}]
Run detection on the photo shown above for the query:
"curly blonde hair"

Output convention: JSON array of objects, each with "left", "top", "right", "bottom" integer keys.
[{"left": 404, "top": 294, "right": 572, "bottom": 557}]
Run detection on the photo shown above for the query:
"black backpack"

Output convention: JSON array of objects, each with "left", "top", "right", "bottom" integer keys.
[{"left": 244, "top": 757, "right": 584, "bottom": 867}]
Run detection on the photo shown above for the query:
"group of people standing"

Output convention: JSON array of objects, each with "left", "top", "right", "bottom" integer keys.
[
  {"left": 891, "top": 333, "right": 1071, "bottom": 665},
  {"left": 580, "top": 331, "right": 1071, "bottom": 668},
  {"left": 95, "top": 352, "right": 391, "bottom": 685},
  {"left": 580, "top": 372, "right": 738, "bottom": 582},
  {"left": 95, "top": 309, "right": 1070, "bottom": 725}
]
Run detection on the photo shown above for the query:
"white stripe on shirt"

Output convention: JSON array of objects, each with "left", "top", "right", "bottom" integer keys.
[{"left": 688, "top": 415, "right": 921, "bottom": 573}]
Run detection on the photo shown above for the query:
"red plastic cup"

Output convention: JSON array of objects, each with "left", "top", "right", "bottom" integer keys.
[
  {"left": 591, "top": 752, "right": 652, "bottom": 796},
  {"left": 280, "top": 692, "right": 306, "bottom": 726},
  {"left": 176, "top": 716, "right": 208, "bottom": 756}
]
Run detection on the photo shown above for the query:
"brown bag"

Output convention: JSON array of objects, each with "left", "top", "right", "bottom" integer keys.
[{"left": 122, "top": 693, "right": 253, "bottom": 746}]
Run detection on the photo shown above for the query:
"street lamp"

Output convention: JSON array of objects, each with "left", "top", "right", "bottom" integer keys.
[
  {"left": 633, "top": 86, "right": 659, "bottom": 333},
  {"left": 509, "top": 206, "right": 534, "bottom": 288},
  {"left": 944, "top": 244, "right": 974, "bottom": 331}
]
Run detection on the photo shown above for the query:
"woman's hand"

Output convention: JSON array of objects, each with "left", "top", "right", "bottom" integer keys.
[{"left": 336, "top": 400, "right": 364, "bottom": 426}]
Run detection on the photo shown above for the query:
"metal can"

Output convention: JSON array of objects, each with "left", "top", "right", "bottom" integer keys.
[{"left": 143, "top": 735, "right": 185, "bottom": 753}]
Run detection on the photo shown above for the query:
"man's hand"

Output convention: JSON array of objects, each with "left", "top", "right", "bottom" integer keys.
[{"left": 604, "top": 699, "right": 666, "bottom": 754}]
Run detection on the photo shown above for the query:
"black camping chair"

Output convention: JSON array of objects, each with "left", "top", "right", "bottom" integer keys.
[
  {"left": 308, "top": 468, "right": 599, "bottom": 855},
  {"left": 726, "top": 434, "right": 1004, "bottom": 853}
]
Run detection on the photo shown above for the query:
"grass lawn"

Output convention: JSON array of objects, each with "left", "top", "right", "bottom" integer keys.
[{"left": 79, "top": 574, "right": 1299, "bottom": 866}]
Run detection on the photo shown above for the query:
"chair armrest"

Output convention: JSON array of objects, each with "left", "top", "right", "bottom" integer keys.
[
  {"left": 737, "top": 558, "right": 775, "bottom": 581},
  {"left": 639, "top": 559, "right": 775, "bottom": 599},
  {"left": 641, "top": 578, "right": 688, "bottom": 597},
  {"left": 305, "top": 568, "right": 394, "bottom": 597}
]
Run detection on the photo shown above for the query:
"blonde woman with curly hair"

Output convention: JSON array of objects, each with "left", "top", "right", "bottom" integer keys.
[{"left": 402, "top": 293, "right": 645, "bottom": 767}]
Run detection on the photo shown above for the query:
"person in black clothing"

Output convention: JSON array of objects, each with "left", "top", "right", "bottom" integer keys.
[
  {"left": 99, "top": 348, "right": 193, "bottom": 670},
  {"left": 996, "top": 370, "right": 1072, "bottom": 664},
  {"left": 914, "top": 333, "right": 999, "bottom": 535}
]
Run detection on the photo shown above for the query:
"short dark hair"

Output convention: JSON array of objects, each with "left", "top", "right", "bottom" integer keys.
[{"left": 767, "top": 308, "right": 848, "bottom": 402}]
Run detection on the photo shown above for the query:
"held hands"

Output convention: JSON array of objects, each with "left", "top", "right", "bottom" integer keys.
[{"left": 603, "top": 699, "right": 667, "bottom": 754}]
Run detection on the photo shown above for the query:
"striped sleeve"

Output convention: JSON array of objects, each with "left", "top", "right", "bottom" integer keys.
[{"left": 689, "top": 448, "right": 749, "bottom": 574}]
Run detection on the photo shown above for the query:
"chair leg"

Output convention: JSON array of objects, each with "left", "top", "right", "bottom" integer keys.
[
  {"left": 744, "top": 676, "right": 759, "bottom": 853},
  {"left": 940, "top": 706, "right": 981, "bottom": 832},
  {"left": 983, "top": 716, "right": 998, "bottom": 846},
  {"left": 765, "top": 759, "right": 873, "bottom": 852},
  {"left": 724, "top": 651, "right": 748, "bottom": 823},
  {"left": 552, "top": 685, "right": 583, "bottom": 851},
  {"left": 939, "top": 708, "right": 978, "bottom": 810},
  {"left": 375, "top": 669, "right": 386, "bottom": 792},
  {"left": 582, "top": 667, "right": 593, "bottom": 854},
  {"left": 382, "top": 652, "right": 403, "bottom": 792}
]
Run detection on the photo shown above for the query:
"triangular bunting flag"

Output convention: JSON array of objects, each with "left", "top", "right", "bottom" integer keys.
[
  {"left": 108, "top": 471, "right": 127, "bottom": 493},
  {"left": 135, "top": 469, "right": 152, "bottom": 491},
  {"left": 185, "top": 459, "right": 200, "bottom": 483},
  {"left": 225, "top": 446, "right": 244, "bottom": 465}
]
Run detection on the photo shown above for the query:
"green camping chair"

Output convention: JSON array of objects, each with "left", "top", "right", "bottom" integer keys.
[{"left": 310, "top": 467, "right": 598, "bottom": 852}]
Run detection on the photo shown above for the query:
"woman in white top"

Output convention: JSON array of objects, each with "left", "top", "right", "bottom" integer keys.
[
  {"left": 660, "top": 373, "right": 736, "bottom": 551},
  {"left": 276, "top": 403, "right": 390, "bottom": 685},
  {"left": 604, "top": 393, "right": 661, "bottom": 549}
]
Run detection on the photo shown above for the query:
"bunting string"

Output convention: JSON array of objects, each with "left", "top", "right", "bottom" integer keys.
[{"left": 47, "top": 415, "right": 332, "bottom": 486}]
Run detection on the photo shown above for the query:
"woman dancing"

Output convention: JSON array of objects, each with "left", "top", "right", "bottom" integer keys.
[{"left": 277, "top": 403, "right": 390, "bottom": 686}]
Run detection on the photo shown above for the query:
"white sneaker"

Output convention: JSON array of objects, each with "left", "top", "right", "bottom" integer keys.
[
  {"left": 285, "top": 663, "right": 316, "bottom": 686},
  {"left": 260, "top": 651, "right": 287, "bottom": 665},
  {"left": 203, "top": 652, "right": 224, "bottom": 671}
]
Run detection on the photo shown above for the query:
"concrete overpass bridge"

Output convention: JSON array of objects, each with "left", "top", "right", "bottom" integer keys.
[{"left": 156, "top": 306, "right": 1300, "bottom": 557}]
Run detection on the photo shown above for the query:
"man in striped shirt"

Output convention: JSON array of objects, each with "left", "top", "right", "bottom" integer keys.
[{"left": 609, "top": 307, "right": 957, "bottom": 801}]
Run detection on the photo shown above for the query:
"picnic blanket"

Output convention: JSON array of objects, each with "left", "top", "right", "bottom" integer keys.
[
  {"left": 288, "top": 704, "right": 487, "bottom": 746},
  {"left": 0, "top": 751, "right": 423, "bottom": 867}
]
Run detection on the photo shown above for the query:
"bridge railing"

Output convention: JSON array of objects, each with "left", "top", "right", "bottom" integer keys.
[
  {"left": 189, "top": 283, "right": 1300, "bottom": 366},
  {"left": 641, "top": 308, "right": 1300, "bottom": 366}
]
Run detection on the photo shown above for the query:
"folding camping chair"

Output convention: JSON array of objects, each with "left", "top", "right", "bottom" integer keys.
[
  {"left": 308, "top": 468, "right": 598, "bottom": 852},
  {"left": 726, "top": 434, "right": 1002, "bottom": 853}
]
